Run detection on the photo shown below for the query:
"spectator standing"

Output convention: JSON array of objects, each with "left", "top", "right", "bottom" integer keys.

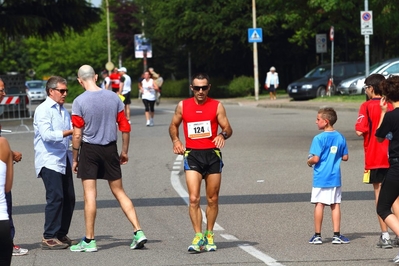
[
  {"left": 375, "top": 76, "right": 399, "bottom": 263},
  {"left": 69, "top": 65, "right": 147, "bottom": 252},
  {"left": 100, "top": 70, "right": 111, "bottom": 90},
  {"left": 0, "top": 135, "right": 14, "bottom": 265},
  {"left": 0, "top": 79, "right": 28, "bottom": 256},
  {"left": 169, "top": 72, "right": 233, "bottom": 252},
  {"left": 307, "top": 107, "right": 349, "bottom": 245},
  {"left": 148, "top": 68, "right": 164, "bottom": 105},
  {"left": 109, "top": 67, "right": 120, "bottom": 93},
  {"left": 34, "top": 76, "right": 76, "bottom": 250},
  {"left": 118, "top": 67, "right": 132, "bottom": 124},
  {"left": 355, "top": 73, "right": 399, "bottom": 248},
  {"left": 140, "top": 71, "right": 159, "bottom": 126},
  {"left": 265, "top": 66, "right": 279, "bottom": 100}
]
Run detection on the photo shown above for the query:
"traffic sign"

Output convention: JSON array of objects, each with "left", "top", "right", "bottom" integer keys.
[
  {"left": 134, "top": 34, "right": 153, "bottom": 58},
  {"left": 329, "top": 26, "right": 334, "bottom": 41},
  {"left": 360, "top": 11, "right": 373, "bottom": 35},
  {"left": 248, "top": 28, "right": 263, "bottom": 43},
  {"left": 316, "top": 34, "right": 327, "bottom": 53}
]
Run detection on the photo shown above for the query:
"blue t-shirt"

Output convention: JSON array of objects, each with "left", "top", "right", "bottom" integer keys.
[{"left": 309, "top": 131, "right": 348, "bottom": 188}]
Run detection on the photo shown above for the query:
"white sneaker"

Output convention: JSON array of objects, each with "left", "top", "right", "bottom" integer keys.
[
  {"left": 146, "top": 120, "right": 150, "bottom": 126},
  {"left": 149, "top": 119, "right": 154, "bottom": 127},
  {"left": 13, "top": 245, "right": 28, "bottom": 256}
]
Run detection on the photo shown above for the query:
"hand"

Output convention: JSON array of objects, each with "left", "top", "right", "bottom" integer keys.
[
  {"left": 12, "top": 151, "right": 22, "bottom": 162},
  {"left": 172, "top": 140, "right": 185, "bottom": 155},
  {"left": 72, "top": 161, "right": 79, "bottom": 174},
  {"left": 212, "top": 134, "right": 226, "bottom": 149},
  {"left": 120, "top": 152, "right": 129, "bottom": 165}
]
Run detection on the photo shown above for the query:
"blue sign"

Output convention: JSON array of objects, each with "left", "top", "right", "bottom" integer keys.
[{"left": 248, "top": 28, "right": 263, "bottom": 43}]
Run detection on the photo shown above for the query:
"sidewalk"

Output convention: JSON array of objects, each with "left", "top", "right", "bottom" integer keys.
[{"left": 220, "top": 95, "right": 362, "bottom": 112}]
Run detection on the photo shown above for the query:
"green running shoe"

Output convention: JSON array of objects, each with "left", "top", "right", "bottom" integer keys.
[
  {"left": 70, "top": 239, "right": 97, "bottom": 252},
  {"left": 204, "top": 231, "right": 217, "bottom": 251},
  {"left": 188, "top": 233, "right": 205, "bottom": 252},
  {"left": 130, "top": 230, "right": 147, "bottom": 249}
]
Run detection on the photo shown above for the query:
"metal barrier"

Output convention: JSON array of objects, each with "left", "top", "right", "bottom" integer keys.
[{"left": 0, "top": 93, "right": 31, "bottom": 131}]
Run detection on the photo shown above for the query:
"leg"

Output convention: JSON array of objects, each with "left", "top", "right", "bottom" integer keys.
[
  {"left": 108, "top": 179, "right": 142, "bottom": 230},
  {"left": 5, "top": 191, "right": 14, "bottom": 242},
  {"left": 269, "top": 91, "right": 273, "bottom": 100},
  {"left": 204, "top": 173, "right": 221, "bottom": 232},
  {"left": 373, "top": 183, "right": 389, "bottom": 232},
  {"left": 330, "top": 203, "right": 341, "bottom": 233},
  {"left": 0, "top": 220, "right": 12, "bottom": 266},
  {"left": 58, "top": 160, "right": 75, "bottom": 238},
  {"left": 82, "top": 179, "right": 97, "bottom": 239},
  {"left": 186, "top": 170, "right": 203, "bottom": 234},
  {"left": 313, "top": 203, "right": 325, "bottom": 234}
]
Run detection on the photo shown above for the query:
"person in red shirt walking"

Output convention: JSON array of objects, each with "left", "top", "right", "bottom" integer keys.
[{"left": 169, "top": 73, "right": 233, "bottom": 253}]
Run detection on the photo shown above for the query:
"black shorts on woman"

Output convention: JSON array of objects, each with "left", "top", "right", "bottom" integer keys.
[{"left": 183, "top": 148, "right": 224, "bottom": 178}]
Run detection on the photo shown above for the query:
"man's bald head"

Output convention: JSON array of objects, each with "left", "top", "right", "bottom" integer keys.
[{"left": 78, "top": 65, "right": 96, "bottom": 81}]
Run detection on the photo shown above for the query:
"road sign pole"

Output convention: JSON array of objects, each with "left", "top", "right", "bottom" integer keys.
[
  {"left": 252, "top": 0, "right": 259, "bottom": 101},
  {"left": 364, "top": 0, "right": 370, "bottom": 77}
]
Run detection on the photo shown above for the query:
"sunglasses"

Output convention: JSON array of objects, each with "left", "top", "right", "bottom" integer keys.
[
  {"left": 52, "top": 88, "right": 68, "bottom": 94},
  {"left": 192, "top": 85, "right": 209, "bottom": 91}
]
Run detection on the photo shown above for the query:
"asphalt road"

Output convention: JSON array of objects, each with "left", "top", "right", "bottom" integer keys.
[{"left": 2, "top": 97, "right": 398, "bottom": 266}]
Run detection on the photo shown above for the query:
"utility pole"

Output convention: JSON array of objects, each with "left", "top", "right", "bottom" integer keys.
[
  {"left": 252, "top": 0, "right": 259, "bottom": 101},
  {"left": 364, "top": 0, "right": 370, "bottom": 77}
]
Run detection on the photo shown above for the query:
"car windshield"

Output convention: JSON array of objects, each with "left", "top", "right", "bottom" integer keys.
[
  {"left": 305, "top": 66, "right": 331, "bottom": 78},
  {"left": 370, "top": 62, "right": 389, "bottom": 73},
  {"left": 26, "top": 81, "right": 44, "bottom": 89}
]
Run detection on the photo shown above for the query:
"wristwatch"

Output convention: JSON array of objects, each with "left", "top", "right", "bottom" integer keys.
[{"left": 219, "top": 131, "right": 228, "bottom": 140}]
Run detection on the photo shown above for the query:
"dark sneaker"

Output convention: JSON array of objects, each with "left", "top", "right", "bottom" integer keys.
[
  {"left": 130, "top": 230, "right": 147, "bottom": 249},
  {"left": 332, "top": 235, "right": 350, "bottom": 244},
  {"left": 309, "top": 235, "right": 322, "bottom": 245},
  {"left": 12, "top": 245, "right": 28, "bottom": 256},
  {"left": 41, "top": 238, "right": 69, "bottom": 250},
  {"left": 58, "top": 235, "right": 78, "bottom": 246},
  {"left": 377, "top": 235, "right": 392, "bottom": 249}
]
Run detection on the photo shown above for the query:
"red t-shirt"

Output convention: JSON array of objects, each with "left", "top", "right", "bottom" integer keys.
[
  {"left": 109, "top": 72, "right": 121, "bottom": 90},
  {"left": 182, "top": 97, "right": 219, "bottom": 149},
  {"left": 355, "top": 98, "right": 392, "bottom": 169}
]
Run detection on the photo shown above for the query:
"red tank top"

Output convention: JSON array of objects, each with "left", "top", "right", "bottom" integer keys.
[{"left": 182, "top": 97, "right": 219, "bottom": 149}]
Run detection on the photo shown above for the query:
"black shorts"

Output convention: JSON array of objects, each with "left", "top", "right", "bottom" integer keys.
[
  {"left": 123, "top": 91, "right": 131, "bottom": 105},
  {"left": 365, "top": 168, "right": 388, "bottom": 184},
  {"left": 77, "top": 141, "right": 122, "bottom": 180},
  {"left": 183, "top": 148, "right": 224, "bottom": 178}
]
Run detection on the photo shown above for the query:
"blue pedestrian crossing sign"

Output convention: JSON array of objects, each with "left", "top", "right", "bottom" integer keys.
[{"left": 248, "top": 28, "right": 263, "bottom": 43}]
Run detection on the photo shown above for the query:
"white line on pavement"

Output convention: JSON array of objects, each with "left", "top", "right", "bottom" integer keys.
[{"left": 170, "top": 155, "right": 284, "bottom": 266}]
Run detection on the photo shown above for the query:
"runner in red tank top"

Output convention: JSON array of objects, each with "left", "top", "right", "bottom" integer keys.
[{"left": 169, "top": 73, "right": 233, "bottom": 252}]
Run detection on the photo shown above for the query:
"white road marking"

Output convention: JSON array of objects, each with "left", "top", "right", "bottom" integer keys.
[{"left": 171, "top": 155, "right": 284, "bottom": 266}]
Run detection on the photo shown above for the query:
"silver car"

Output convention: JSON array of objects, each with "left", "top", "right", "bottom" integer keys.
[{"left": 26, "top": 80, "right": 46, "bottom": 102}]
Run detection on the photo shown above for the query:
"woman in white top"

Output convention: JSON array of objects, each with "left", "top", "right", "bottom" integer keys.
[
  {"left": 139, "top": 71, "right": 159, "bottom": 126},
  {"left": 0, "top": 136, "right": 14, "bottom": 265}
]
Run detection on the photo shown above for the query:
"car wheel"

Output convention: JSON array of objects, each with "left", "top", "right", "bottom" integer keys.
[{"left": 317, "top": 86, "right": 326, "bottom": 97}]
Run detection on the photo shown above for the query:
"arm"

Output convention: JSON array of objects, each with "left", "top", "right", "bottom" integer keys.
[
  {"left": 376, "top": 97, "right": 389, "bottom": 143},
  {"left": 342, "top": 154, "right": 349, "bottom": 161},
  {"left": 307, "top": 155, "right": 320, "bottom": 167},
  {"left": 0, "top": 137, "right": 13, "bottom": 193},
  {"left": 120, "top": 132, "right": 130, "bottom": 165},
  {"left": 12, "top": 150, "right": 22, "bottom": 162},
  {"left": 275, "top": 73, "right": 279, "bottom": 88},
  {"left": 119, "top": 81, "right": 124, "bottom": 95},
  {"left": 35, "top": 108, "right": 69, "bottom": 142},
  {"left": 169, "top": 101, "right": 185, "bottom": 155},
  {"left": 213, "top": 103, "right": 233, "bottom": 149},
  {"left": 72, "top": 126, "right": 82, "bottom": 174},
  {"left": 153, "top": 80, "right": 159, "bottom": 91}
]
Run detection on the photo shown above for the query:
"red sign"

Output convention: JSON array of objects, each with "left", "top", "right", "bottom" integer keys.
[{"left": 330, "top": 26, "right": 334, "bottom": 41}]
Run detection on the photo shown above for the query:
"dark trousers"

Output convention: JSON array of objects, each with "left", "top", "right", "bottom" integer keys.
[
  {"left": 377, "top": 163, "right": 399, "bottom": 220},
  {"left": 40, "top": 160, "right": 75, "bottom": 239},
  {"left": 0, "top": 220, "right": 12, "bottom": 266},
  {"left": 5, "top": 192, "right": 14, "bottom": 242}
]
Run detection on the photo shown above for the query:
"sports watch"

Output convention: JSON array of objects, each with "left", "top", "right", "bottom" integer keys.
[{"left": 219, "top": 131, "right": 228, "bottom": 140}]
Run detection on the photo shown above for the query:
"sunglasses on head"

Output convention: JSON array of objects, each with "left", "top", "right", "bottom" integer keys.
[{"left": 192, "top": 85, "right": 209, "bottom": 91}]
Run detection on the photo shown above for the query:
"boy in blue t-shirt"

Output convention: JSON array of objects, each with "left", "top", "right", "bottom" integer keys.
[{"left": 307, "top": 107, "right": 349, "bottom": 245}]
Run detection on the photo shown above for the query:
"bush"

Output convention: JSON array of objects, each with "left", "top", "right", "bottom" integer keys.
[
  {"left": 162, "top": 79, "right": 190, "bottom": 97},
  {"left": 228, "top": 76, "right": 254, "bottom": 97}
]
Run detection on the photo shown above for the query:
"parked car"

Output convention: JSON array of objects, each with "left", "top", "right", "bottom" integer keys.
[
  {"left": 346, "top": 57, "right": 399, "bottom": 95},
  {"left": 336, "top": 74, "right": 364, "bottom": 95},
  {"left": 26, "top": 80, "right": 46, "bottom": 102},
  {"left": 287, "top": 62, "right": 364, "bottom": 100}
]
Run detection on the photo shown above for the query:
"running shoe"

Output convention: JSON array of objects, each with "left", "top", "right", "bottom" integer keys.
[
  {"left": 12, "top": 245, "right": 28, "bottom": 256},
  {"left": 332, "top": 235, "right": 350, "bottom": 244},
  {"left": 309, "top": 235, "right": 322, "bottom": 245},
  {"left": 188, "top": 233, "right": 205, "bottom": 252},
  {"left": 377, "top": 235, "right": 392, "bottom": 249},
  {"left": 392, "top": 236, "right": 399, "bottom": 247},
  {"left": 204, "top": 231, "right": 217, "bottom": 251},
  {"left": 393, "top": 253, "right": 399, "bottom": 263},
  {"left": 70, "top": 239, "right": 97, "bottom": 252},
  {"left": 130, "top": 230, "right": 147, "bottom": 249}
]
